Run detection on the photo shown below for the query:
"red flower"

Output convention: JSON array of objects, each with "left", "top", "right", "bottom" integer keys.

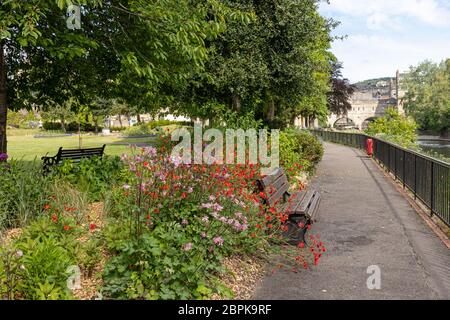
[
  {"left": 298, "top": 242, "right": 305, "bottom": 249},
  {"left": 181, "top": 192, "right": 187, "bottom": 199},
  {"left": 63, "top": 225, "right": 70, "bottom": 231},
  {"left": 154, "top": 208, "right": 160, "bottom": 214},
  {"left": 51, "top": 214, "right": 58, "bottom": 223},
  {"left": 44, "top": 204, "right": 51, "bottom": 210},
  {"left": 89, "top": 223, "right": 96, "bottom": 231}
]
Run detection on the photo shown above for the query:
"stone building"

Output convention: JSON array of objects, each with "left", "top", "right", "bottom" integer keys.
[
  {"left": 294, "top": 70, "right": 406, "bottom": 130},
  {"left": 327, "top": 70, "right": 406, "bottom": 130}
]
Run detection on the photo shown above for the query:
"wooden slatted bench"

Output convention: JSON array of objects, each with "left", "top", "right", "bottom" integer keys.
[
  {"left": 257, "top": 168, "right": 321, "bottom": 244},
  {"left": 41, "top": 145, "right": 106, "bottom": 174}
]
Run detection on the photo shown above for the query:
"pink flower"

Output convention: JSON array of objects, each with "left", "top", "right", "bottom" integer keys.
[
  {"left": 182, "top": 243, "right": 193, "bottom": 251},
  {"left": 143, "top": 147, "right": 157, "bottom": 157},
  {"left": 202, "top": 216, "right": 209, "bottom": 223},
  {"left": 123, "top": 184, "right": 130, "bottom": 190},
  {"left": 201, "top": 232, "right": 207, "bottom": 239},
  {"left": 182, "top": 219, "right": 188, "bottom": 226},
  {"left": 213, "top": 237, "right": 224, "bottom": 246}
]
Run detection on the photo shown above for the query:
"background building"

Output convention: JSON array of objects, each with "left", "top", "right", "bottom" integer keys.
[{"left": 327, "top": 70, "right": 406, "bottom": 130}]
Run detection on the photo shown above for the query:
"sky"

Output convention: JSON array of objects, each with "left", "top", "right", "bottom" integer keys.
[{"left": 318, "top": 0, "right": 450, "bottom": 83}]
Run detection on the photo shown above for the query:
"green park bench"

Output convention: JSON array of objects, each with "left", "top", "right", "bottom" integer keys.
[{"left": 41, "top": 145, "right": 106, "bottom": 174}]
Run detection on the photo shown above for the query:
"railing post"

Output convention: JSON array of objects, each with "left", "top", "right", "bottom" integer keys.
[
  {"left": 430, "top": 161, "right": 434, "bottom": 217},
  {"left": 414, "top": 154, "right": 417, "bottom": 200},
  {"left": 387, "top": 144, "right": 390, "bottom": 174},
  {"left": 403, "top": 150, "right": 406, "bottom": 189},
  {"left": 394, "top": 148, "right": 397, "bottom": 180}
]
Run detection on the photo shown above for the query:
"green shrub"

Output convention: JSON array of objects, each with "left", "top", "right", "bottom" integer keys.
[
  {"left": 43, "top": 121, "right": 103, "bottom": 132},
  {"left": 0, "top": 217, "right": 79, "bottom": 300},
  {"left": 122, "top": 123, "right": 155, "bottom": 136},
  {"left": 122, "top": 120, "right": 191, "bottom": 137},
  {"left": 54, "top": 156, "right": 126, "bottom": 202},
  {"left": 109, "top": 126, "right": 127, "bottom": 132},
  {"left": 365, "top": 108, "right": 418, "bottom": 148},
  {"left": 280, "top": 129, "right": 324, "bottom": 177},
  {"left": 0, "top": 161, "right": 51, "bottom": 230}
]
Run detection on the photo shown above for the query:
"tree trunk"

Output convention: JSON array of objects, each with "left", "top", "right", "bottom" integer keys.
[
  {"left": 308, "top": 116, "right": 315, "bottom": 129},
  {"left": 440, "top": 127, "right": 449, "bottom": 139},
  {"left": 78, "top": 123, "right": 82, "bottom": 149},
  {"left": 290, "top": 114, "right": 297, "bottom": 126},
  {"left": 137, "top": 113, "right": 141, "bottom": 123},
  {"left": 267, "top": 100, "right": 275, "bottom": 122},
  {"left": 231, "top": 94, "right": 241, "bottom": 112},
  {"left": 0, "top": 40, "right": 7, "bottom": 157},
  {"left": 61, "top": 117, "right": 66, "bottom": 132},
  {"left": 94, "top": 117, "right": 99, "bottom": 134},
  {"left": 118, "top": 114, "right": 123, "bottom": 127}
]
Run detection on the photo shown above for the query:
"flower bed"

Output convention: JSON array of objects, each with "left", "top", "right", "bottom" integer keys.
[{"left": 0, "top": 130, "right": 325, "bottom": 300}]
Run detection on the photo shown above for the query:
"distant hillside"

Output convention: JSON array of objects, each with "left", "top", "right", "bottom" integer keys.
[{"left": 354, "top": 77, "right": 392, "bottom": 89}]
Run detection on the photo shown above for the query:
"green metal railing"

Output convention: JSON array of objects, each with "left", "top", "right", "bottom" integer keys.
[{"left": 312, "top": 130, "right": 450, "bottom": 227}]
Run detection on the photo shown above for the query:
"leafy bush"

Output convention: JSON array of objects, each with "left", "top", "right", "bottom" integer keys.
[
  {"left": 109, "top": 126, "right": 127, "bottom": 132},
  {"left": 43, "top": 121, "right": 102, "bottom": 132},
  {"left": 0, "top": 161, "right": 51, "bottom": 230},
  {"left": 122, "top": 120, "right": 190, "bottom": 137},
  {"left": 0, "top": 217, "right": 78, "bottom": 300},
  {"left": 280, "top": 129, "right": 324, "bottom": 177},
  {"left": 0, "top": 186, "right": 106, "bottom": 300},
  {"left": 7, "top": 110, "right": 39, "bottom": 129},
  {"left": 365, "top": 108, "right": 418, "bottom": 147},
  {"left": 54, "top": 156, "right": 126, "bottom": 202}
]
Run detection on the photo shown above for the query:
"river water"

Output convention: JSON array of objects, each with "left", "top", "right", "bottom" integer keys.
[{"left": 417, "top": 139, "right": 450, "bottom": 160}]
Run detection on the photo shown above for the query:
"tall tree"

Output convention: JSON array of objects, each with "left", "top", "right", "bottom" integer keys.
[
  {"left": 403, "top": 59, "right": 450, "bottom": 138},
  {"left": 1, "top": 0, "right": 247, "bottom": 157},
  {"left": 327, "top": 61, "right": 355, "bottom": 116},
  {"left": 178, "top": 0, "right": 335, "bottom": 129},
  {"left": 0, "top": 0, "right": 102, "bottom": 157}
]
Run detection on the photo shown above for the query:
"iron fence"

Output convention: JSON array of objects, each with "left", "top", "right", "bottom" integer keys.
[{"left": 312, "top": 130, "right": 450, "bottom": 227}]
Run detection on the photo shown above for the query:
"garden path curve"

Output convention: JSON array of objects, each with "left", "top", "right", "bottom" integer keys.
[{"left": 254, "top": 142, "right": 450, "bottom": 300}]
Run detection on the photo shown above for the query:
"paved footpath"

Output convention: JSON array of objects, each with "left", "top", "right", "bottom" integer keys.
[{"left": 254, "top": 142, "right": 450, "bottom": 300}]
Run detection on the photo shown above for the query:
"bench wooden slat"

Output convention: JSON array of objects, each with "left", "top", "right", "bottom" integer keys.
[
  {"left": 306, "top": 192, "right": 321, "bottom": 221},
  {"left": 267, "top": 181, "right": 289, "bottom": 206},
  {"left": 258, "top": 168, "right": 285, "bottom": 189},
  {"left": 59, "top": 151, "right": 104, "bottom": 156},
  {"left": 284, "top": 190, "right": 307, "bottom": 214},
  {"left": 59, "top": 155, "right": 101, "bottom": 160},
  {"left": 59, "top": 149, "right": 104, "bottom": 155},
  {"left": 266, "top": 174, "right": 288, "bottom": 197},
  {"left": 296, "top": 190, "right": 316, "bottom": 213}
]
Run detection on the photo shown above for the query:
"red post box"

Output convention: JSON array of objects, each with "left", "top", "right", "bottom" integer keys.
[{"left": 366, "top": 138, "right": 373, "bottom": 156}]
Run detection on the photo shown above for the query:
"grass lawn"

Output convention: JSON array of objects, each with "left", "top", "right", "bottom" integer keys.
[{"left": 6, "top": 129, "right": 156, "bottom": 161}]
